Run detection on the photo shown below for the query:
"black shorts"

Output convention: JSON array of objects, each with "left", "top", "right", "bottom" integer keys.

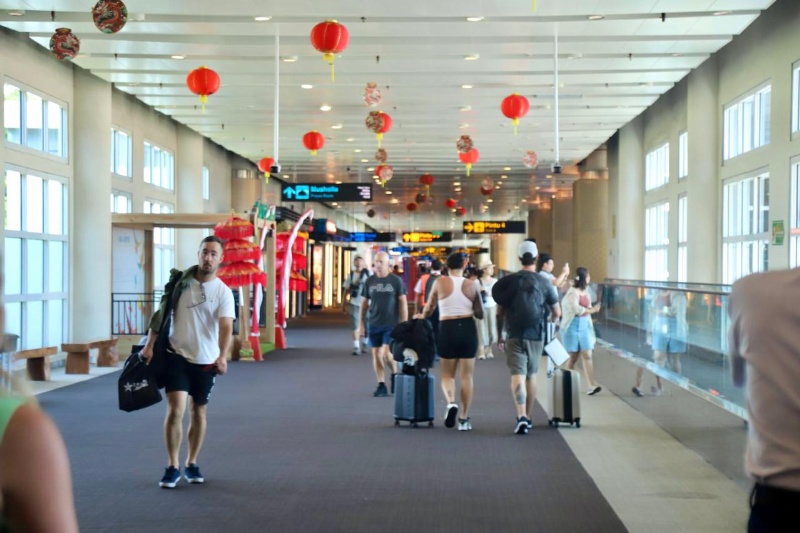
[
  {"left": 164, "top": 351, "right": 217, "bottom": 406},
  {"left": 437, "top": 317, "right": 478, "bottom": 359}
]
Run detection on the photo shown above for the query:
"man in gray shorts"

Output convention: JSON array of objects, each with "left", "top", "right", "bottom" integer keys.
[{"left": 492, "top": 240, "right": 560, "bottom": 435}]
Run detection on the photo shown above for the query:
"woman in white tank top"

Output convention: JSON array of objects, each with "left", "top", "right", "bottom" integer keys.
[{"left": 415, "top": 252, "right": 484, "bottom": 431}]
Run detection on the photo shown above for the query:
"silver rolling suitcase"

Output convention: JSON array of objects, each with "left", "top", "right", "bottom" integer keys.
[{"left": 549, "top": 367, "right": 581, "bottom": 428}]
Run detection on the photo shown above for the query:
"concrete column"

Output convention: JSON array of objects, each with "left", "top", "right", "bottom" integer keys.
[
  {"left": 528, "top": 207, "right": 553, "bottom": 255},
  {"left": 176, "top": 125, "right": 204, "bottom": 267},
  {"left": 231, "top": 169, "right": 260, "bottom": 214},
  {"left": 687, "top": 56, "right": 721, "bottom": 282},
  {"left": 72, "top": 70, "right": 112, "bottom": 340},
  {"left": 610, "top": 117, "right": 645, "bottom": 279},
  {"left": 552, "top": 198, "right": 574, "bottom": 268},
  {"left": 573, "top": 179, "right": 609, "bottom": 280}
]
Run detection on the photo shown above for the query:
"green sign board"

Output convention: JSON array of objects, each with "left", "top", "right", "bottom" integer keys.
[{"left": 772, "top": 220, "right": 785, "bottom": 245}]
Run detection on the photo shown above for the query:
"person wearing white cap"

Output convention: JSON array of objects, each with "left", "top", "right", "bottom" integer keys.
[
  {"left": 492, "top": 239, "right": 561, "bottom": 435},
  {"left": 475, "top": 255, "right": 498, "bottom": 359}
]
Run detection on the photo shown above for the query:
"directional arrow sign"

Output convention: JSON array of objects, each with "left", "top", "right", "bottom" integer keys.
[
  {"left": 284, "top": 186, "right": 296, "bottom": 199},
  {"left": 463, "top": 220, "right": 526, "bottom": 234},
  {"left": 464, "top": 222, "right": 474, "bottom": 232},
  {"left": 281, "top": 183, "right": 372, "bottom": 202}
]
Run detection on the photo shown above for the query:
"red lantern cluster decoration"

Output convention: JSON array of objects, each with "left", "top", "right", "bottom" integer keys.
[
  {"left": 186, "top": 66, "right": 220, "bottom": 111},
  {"left": 303, "top": 131, "right": 325, "bottom": 155},
  {"left": 367, "top": 208, "right": 376, "bottom": 218},
  {"left": 375, "top": 148, "right": 388, "bottom": 163},
  {"left": 375, "top": 164, "right": 393, "bottom": 187},
  {"left": 501, "top": 93, "right": 530, "bottom": 135},
  {"left": 214, "top": 215, "right": 255, "bottom": 240},
  {"left": 456, "top": 135, "right": 473, "bottom": 154},
  {"left": 459, "top": 148, "right": 480, "bottom": 176},
  {"left": 445, "top": 198, "right": 458, "bottom": 209},
  {"left": 258, "top": 157, "right": 275, "bottom": 182},
  {"left": 92, "top": 0, "right": 128, "bottom": 34},
  {"left": 523, "top": 150, "right": 538, "bottom": 169},
  {"left": 415, "top": 193, "right": 427, "bottom": 204},
  {"left": 480, "top": 177, "right": 494, "bottom": 196},
  {"left": 364, "top": 82, "right": 382, "bottom": 107},
  {"left": 366, "top": 111, "right": 392, "bottom": 147},
  {"left": 455, "top": 206, "right": 467, "bottom": 217},
  {"left": 223, "top": 239, "right": 261, "bottom": 263},
  {"left": 310, "top": 20, "right": 350, "bottom": 81},
  {"left": 49, "top": 28, "right": 80, "bottom": 61},
  {"left": 406, "top": 202, "right": 418, "bottom": 212}
]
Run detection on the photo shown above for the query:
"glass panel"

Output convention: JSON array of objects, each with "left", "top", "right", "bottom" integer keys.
[
  {"left": 110, "top": 130, "right": 115, "bottom": 173},
  {"left": 143, "top": 143, "right": 151, "bottom": 183},
  {"left": 46, "top": 101, "right": 63, "bottom": 156},
  {"left": 25, "top": 174, "right": 43, "bottom": 233},
  {"left": 117, "top": 131, "right": 130, "bottom": 176},
  {"left": 760, "top": 89, "right": 771, "bottom": 146},
  {"left": 152, "top": 146, "right": 161, "bottom": 186},
  {"left": 24, "top": 91, "right": 43, "bottom": 151},
  {"left": 203, "top": 167, "right": 210, "bottom": 200},
  {"left": 26, "top": 239, "right": 44, "bottom": 294},
  {"left": 3, "top": 238, "right": 22, "bottom": 295},
  {"left": 47, "top": 180, "right": 63, "bottom": 235},
  {"left": 46, "top": 300, "right": 63, "bottom": 345},
  {"left": 48, "top": 241, "right": 64, "bottom": 292},
  {"left": 4, "top": 302, "right": 21, "bottom": 338},
  {"left": 4, "top": 84, "right": 21, "bottom": 144},
  {"left": 5, "top": 169, "right": 21, "bottom": 231},
  {"left": 26, "top": 301, "right": 43, "bottom": 349}
]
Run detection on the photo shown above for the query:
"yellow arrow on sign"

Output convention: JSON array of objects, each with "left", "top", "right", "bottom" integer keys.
[
  {"left": 402, "top": 233, "right": 410, "bottom": 242},
  {"left": 464, "top": 223, "right": 474, "bottom": 232}
]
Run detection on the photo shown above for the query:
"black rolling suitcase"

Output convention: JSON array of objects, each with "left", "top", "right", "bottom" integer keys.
[{"left": 394, "top": 370, "right": 435, "bottom": 428}]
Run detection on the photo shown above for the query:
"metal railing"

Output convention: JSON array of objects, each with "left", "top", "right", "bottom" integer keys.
[{"left": 111, "top": 292, "right": 162, "bottom": 336}]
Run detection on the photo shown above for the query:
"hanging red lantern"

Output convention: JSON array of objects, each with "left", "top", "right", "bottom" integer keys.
[
  {"left": 419, "top": 174, "right": 435, "bottom": 187},
  {"left": 480, "top": 186, "right": 493, "bottom": 196},
  {"left": 445, "top": 198, "right": 458, "bottom": 209},
  {"left": 406, "top": 202, "right": 418, "bottom": 212},
  {"left": 455, "top": 206, "right": 467, "bottom": 217},
  {"left": 376, "top": 164, "right": 393, "bottom": 186},
  {"left": 523, "top": 150, "right": 538, "bottom": 169},
  {"left": 458, "top": 148, "right": 480, "bottom": 176},
  {"left": 186, "top": 66, "right": 220, "bottom": 110},
  {"left": 258, "top": 157, "right": 275, "bottom": 181},
  {"left": 364, "top": 82, "right": 382, "bottom": 107},
  {"left": 366, "top": 111, "right": 392, "bottom": 147},
  {"left": 456, "top": 135, "right": 473, "bottom": 154},
  {"left": 415, "top": 193, "right": 427, "bottom": 204},
  {"left": 92, "top": 1, "right": 128, "bottom": 34},
  {"left": 49, "top": 28, "right": 80, "bottom": 61},
  {"left": 367, "top": 209, "right": 376, "bottom": 218},
  {"left": 303, "top": 131, "right": 325, "bottom": 155},
  {"left": 310, "top": 20, "right": 350, "bottom": 81},
  {"left": 501, "top": 93, "right": 530, "bottom": 135}
]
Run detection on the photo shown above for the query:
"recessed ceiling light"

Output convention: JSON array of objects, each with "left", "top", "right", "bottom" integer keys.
[
  {"left": 487, "top": 199, "right": 493, "bottom": 203},
  {"left": 458, "top": 123, "right": 470, "bottom": 129},
  {"left": 283, "top": 175, "right": 290, "bottom": 179},
  {"left": 335, "top": 181, "right": 342, "bottom": 184},
  {"left": 713, "top": 11, "right": 731, "bottom": 16},
  {"left": 501, "top": 175, "right": 508, "bottom": 179},
  {"left": 8, "top": 10, "right": 25, "bottom": 16},
  {"left": 385, "top": 190, "right": 392, "bottom": 195},
  {"left": 331, "top": 124, "right": 343, "bottom": 129},
  {"left": 171, "top": 55, "right": 186, "bottom": 60},
  {"left": 320, "top": 105, "right": 332, "bottom": 112},
  {"left": 361, "top": 159, "right": 369, "bottom": 162},
  {"left": 461, "top": 84, "right": 474, "bottom": 89},
  {"left": 552, "top": 194, "right": 556, "bottom": 198},
  {"left": 503, "top": 167, "right": 511, "bottom": 171},
  {"left": 354, "top": 149, "right": 362, "bottom": 153},
  {"left": 367, "top": 167, "right": 375, "bottom": 171},
  {"left": 454, "top": 187, "right": 462, "bottom": 192},
  {"left": 301, "top": 84, "right": 313, "bottom": 89},
  {"left": 464, "top": 54, "right": 480, "bottom": 61},
  {"left": 331, "top": 202, "right": 338, "bottom": 206},
  {"left": 346, "top": 138, "right": 355, "bottom": 142},
  {"left": 460, "top": 105, "right": 472, "bottom": 112},
  {"left": 254, "top": 16, "right": 272, "bottom": 21},
  {"left": 454, "top": 182, "right": 461, "bottom": 186},
  {"left": 588, "top": 15, "right": 604, "bottom": 20},
  {"left": 391, "top": 198, "right": 399, "bottom": 204},
  {"left": 534, "top": 187, "right": 540, "bottom": 190},
  {"left": 466, "top": 16, "right": 484, "bottom": 22},
  {"left": 281, "top": 55, "right": 298, "bottom": 63},
  {"left": 546, "top": 174, "right": 553, "bottom": 179}
]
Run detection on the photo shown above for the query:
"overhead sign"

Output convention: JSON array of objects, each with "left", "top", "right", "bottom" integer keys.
[
  {"left": 349, "top": 232, "right": 396, "bottom": 243},
  {"left": 313, "top": 219, "right": 337, "bottom": 235},
  {"left": 463, "top": 221, "right": 526, "bottom": 234},
  {"left": 401, "top": 231, "right": 452, "bottom": 243},
  {"left": 281, "top": 183, "right": 373, "bottom": 202}
]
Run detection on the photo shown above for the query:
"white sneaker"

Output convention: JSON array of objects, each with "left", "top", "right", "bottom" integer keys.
[
  {"left": 587, "top": 386, "right": 602, "bottom": 396},
  {"left": 444, "top": 403, "right": 459, "bottom": 428},
  {"left": 651, "top": 385, "right": 663, "bottom": 396},
  {"left": 457, "top": 418, "right": 472, "bottom": 431}
]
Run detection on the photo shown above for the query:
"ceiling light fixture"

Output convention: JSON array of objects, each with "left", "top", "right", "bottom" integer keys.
[
  {"left": 361, "top": 159, "right": 369, "bottom": 162},
  {"left": 466, "top": 16, "right": 484, "bottom": 22},
  {"left": 354, "top": 149, "right": 362, "bottom": 153},
  {"left": 301, "top": 84, "right": 313, "bottom": 89},
  {"left": 713, "top": 11, "right": 731, "bottom": 16},
  {"left": 331, "top": 124, "right": 343, "bottom": 129},
  {"left": 367, "top": 167, "right": 375, "bottom": 171},
  {"left": 588, "top": 15, "right": 604, "bottom": 20},
  {"left": 171, "top": 55, "right": 186, "bottom": 60},
  {"left": 461, "top": 84, "right": 474, "bottom": 89},
  {"left": 385, "top": 190, "right": 392, "bottom": 195},
  {"left": 254, "top": 16, "right": 272, "bottom": 21},
  {"left": 346, "top": 138, "right": 355, "bottom": 142},
  {"left": 460, "top": 105, "right": 472, "bottom": 112},
  {"left": 464, "top": 54, "right": 480, "bottom": 61},
  {"left": 335, "top": 181, "right": 342, "bottom": 184},
  {"left": 8, "top": 10, "right": 25, "bottom": 16},
  {"left": 320, "top": 105, "right": 332, "bottom": 111},
  {"left": 487, "top": 199, "right": 493, "bottom": 203},
  {"left": 281, "top": 55, "right": 298, "bottom": 63},
  {"left": 501, "top": 175, "right": 508, "bottom": 179},
  {"left": 458, "top": 123, "right": 470, "bottom": 129},
  {"left": 503, "top": 167, "right": 511, "bottom": 171}
]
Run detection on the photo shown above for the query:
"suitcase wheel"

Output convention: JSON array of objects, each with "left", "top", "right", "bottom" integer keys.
[
  {"left": 551, "top": 418, "right": 560, "bottom": 427},
  {"left": 428, "top": 421, "right": 434, "bottom": 427},
  {"left": 575, "top": 418, "right": 581, "bottom": 428},
  {"left": 411, "top": 422, "right": 418, "bottom": 428},
  {"left": 548, "top": 419, "right": 554, "bottom": 426},
  {"left": 395, "top": 420, "right": 400, "bottom": 426}
]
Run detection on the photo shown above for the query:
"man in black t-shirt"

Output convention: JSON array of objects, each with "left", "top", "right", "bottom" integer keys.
[{"left": 358, "top": 251, "right": 408, "bottom": 397}]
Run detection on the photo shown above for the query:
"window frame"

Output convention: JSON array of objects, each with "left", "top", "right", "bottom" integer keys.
[
  {"left": 142, "top": 141, "right": 175, "bottom": 191},
  {"left": 144, "top": 199, "right": 176, "bottom": 289},
  {"left": 111, "top": 127, "right": 133, "bottom": 178},
  {"left": 110, "top": 190, "right": 133, "bottom": 214},
  {"left": 789, "top": 157, "right": 800, "bottom": 267},
  {"left": 722, "top": 170, "right": 770, "bottom": 284},
  {"left": 644, "top": 201, "right": 670, "bottom": 281},
  {"left": 202, "top": 165, "right": 210, "bottom": 201},
  {"left": 645, "top": 142, "right": 669, "bottom": 191},
  {"left": 723, "top": 83, "right": 771, "bottom": 161},
  {"left": 678, "top": 131, "right": 688, "bottom": 180},
  {"left": 3, "top": 80, "right": 68, "bottom": 160}
]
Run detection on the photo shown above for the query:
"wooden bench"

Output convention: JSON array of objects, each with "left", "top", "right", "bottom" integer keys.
[
  {"left": 14, "top": 347, "right": 58, "bottom": 381},
  {"left": 61, "top": 338, "right": 119, "bottom": 374}
]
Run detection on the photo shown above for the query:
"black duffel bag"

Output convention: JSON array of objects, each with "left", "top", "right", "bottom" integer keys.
[{"left": 118, "top": 347, "right": 162, "bottom": 412}]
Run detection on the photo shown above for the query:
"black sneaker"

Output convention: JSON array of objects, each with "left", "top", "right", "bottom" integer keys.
[
  {"left": 373, "top": 382, "right": 388, "bottom": 397},
  {"left": 184, "top": 463, "right": 204, "bottom": 484},
  {"left": 515, "top": 417, "right": 530, "bottom": 435},
  {"left": 159, "top": 466, "right": 181, "bottom": 488},
  {"left": 444, "top": 403, "right": 459, "bottom": 428},
  {"left": 632, "top": 387, "right": 644, "bottom": 397}
]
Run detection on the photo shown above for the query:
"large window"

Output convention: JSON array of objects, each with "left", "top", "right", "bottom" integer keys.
[
  {"left": 4, "top": 82, "right": 67, "bottom": 158},
  {"left": 144, "top": 200, "right": 175, "bottom": 289},
  {"left": 202, "top": 166, "right": 210, "bottom": 201},
  {"left": 723, "top": 84, "right": 771, "bottom": 161},
  {"left": 790, "top": 160, "right": 800, "bottom": 267},
  {"left": 143, "top": 142, "right": 174, "bottom": 190},
  {"left": 111, "top": 128, "right": 132, "bottom": 177},
  {"left": 110, "top": 191, "right": 132, "bottom": 213},
  {"left": 677, "top": 195, "right": 688, "bottom": 282},
  {"left": 723, "top": 172, "right": 769, "bottom": 284},
  {"left": 4, "top": 169, "right": 68, "bottom": 349},
  {"left": 792, "top": 61, "right": 800, "bottom": 134},
  {"left": 645, "top": 143, "right": 669, "bottom": 191},
  {"left": 645, "top": 201, "right": 669, "bottom": 281},
  {"left": 678, "top": 131, "right": 688, "bottom": 180}
]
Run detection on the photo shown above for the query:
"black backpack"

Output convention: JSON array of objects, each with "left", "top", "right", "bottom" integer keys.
[
  {"left": 349, "top": 268, "right": 370, "bottom": 298},
  {"left": 507, "top": 272, "right": 547, "bottom": 335}
]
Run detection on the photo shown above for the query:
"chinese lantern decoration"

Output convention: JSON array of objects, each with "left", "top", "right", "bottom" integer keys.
[
  {"left": 92, "top": 0, "right": 128, "bottom": 34},
  {"left": 375, "top": 148, "right": 387, "bottom": 163},
  {"left": 458, "top": 148, "right": 480, "bottom": 176},
  {"left": 455, "top": 206, "right": 467, "bottom": 217},
  {"left": 415, "top": 193, "right": 427, "bottom": 204},
  {"left": 302, "top": 130, "right": 325, "bottom": 155},
  {"left": 364, "top": 82, "right": 382, "bottom": 107},
  {"left": 49, "top": 28, "right": 80, "bottom": 61},
  {"left": 456, "top": 135, "right": 473, "bottom": 154},
  {"left": 258, "top": 157, "right": 275, "bottom": 182},
  {"left": 501, "top": 93, "right": 530, "bottom": 135},
  {"left": 419, "top": 173, "right": 434, "bottom": 195},
  {"left": 406, "top": 202, "right": 418, "bottom": 212},
  {"left": 445, "top": 198, "right": 458, "bottom": 209},
  {"left": 523, "top": 150, "right": 539, "bottom": 169},
  {"left": 367, "top": 209, "right": 376, "bottom": 218},
  {"left": 376, "top": 164, "right": 393, "bottom": 187},
  {"left": 366, "top": 111, "right": 392, "bottom": 147},
  {"left": 186, "top": 66, "right": 221, "bottom": 111},
  {"left": 480, "top": 177, "right": 494, "bottom": 196},
  {"left": 310, "top": 20, "right": 350, "bottom": 81}
]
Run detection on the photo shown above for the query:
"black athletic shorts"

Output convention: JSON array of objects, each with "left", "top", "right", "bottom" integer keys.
[
  {"left": 437, "top": 317, "right": 478, "bottom": 359},
  {"left": 164, "top": 351, "right": 217, "bottom": 406}
]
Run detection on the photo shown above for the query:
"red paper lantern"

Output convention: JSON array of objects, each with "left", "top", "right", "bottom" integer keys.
[
  {"left": 375, "top": 164, "right": 393, "bottom": 186},
  {"left": 523, "top": 150, "right": 538, "bottom": 169},
  {"left": 480, "top": 187, "right": 493, "bottom": 196},
  {"left": 49, "top": 28, "right": 80, "bottom": 61},
  {"left": 92, "top": 1, "right": 128, "bottom": 34},
  {"left": 456, "top": 135, "right": 473, "bottom": 154},
  {"left": 186, "top": 66, "right": 220, "bottom": 109},
  {"left": 458, "top": 148, "right": 480, "bottom": 176},
  {"left": 258, "top": 157, "right": 275, "bottom": 180},
  {"left": 455, "top": 206, "right": 467, "bottom": 217},
  {"left": 419, "top": 174, "right": 435, "bottom": 187},
  {"left": 445, "top": 198, "right": 458, "bottom": 209},
  {"left": 406, "top": 202, "right": 418, "bottom": 212},
  {"left": 366, "top": 111, "right": 392, "bottom": 147},
  {"left": 501, "top": 93, "right": 530, "bottom": 134},
  {"left": 310, "top": 20, "right": 350, "bottom": 81},
  {"left": 303, "top": 131, "right": 325, "bottom": 155}
]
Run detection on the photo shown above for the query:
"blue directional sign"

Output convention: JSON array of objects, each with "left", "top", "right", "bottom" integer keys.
[
  {"left": 281, "top": 183, "right": 372, "bottom": 202},
  {"left": 349, "top": 232, "right": 396, "bottom": 243}
]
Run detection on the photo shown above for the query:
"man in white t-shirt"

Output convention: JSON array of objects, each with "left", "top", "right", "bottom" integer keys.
[
  {"left": 142, "top": 235, "right": 235, "bottom": 489},
  {"left": 343, "top": 256, "right": 370, "bottom": 355}
]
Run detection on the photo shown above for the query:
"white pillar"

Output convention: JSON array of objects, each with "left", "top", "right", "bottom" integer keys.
[
  {"left": 176, "top": 126, "right": 204, "bottom": 267},
  {"left": 609, "top": 117, "right": 645, "bottom": 279},
  {"left": 72, "top": 70, "right": 112, "bottom": 340}
]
